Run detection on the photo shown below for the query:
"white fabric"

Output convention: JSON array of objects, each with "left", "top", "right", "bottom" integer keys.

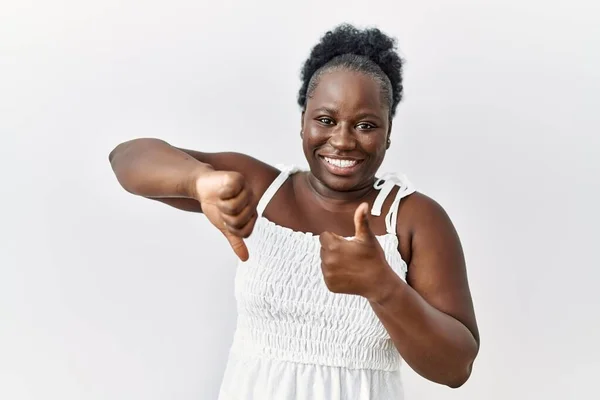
[
  {"left": 256, "top": 164, "right": 301, "bottom": 217},
  {"left": 218, "top": 166, "right": 415, "bottom": 400},
  {"left": 372, "top": 173, "right": 416, "bottom": 234}
]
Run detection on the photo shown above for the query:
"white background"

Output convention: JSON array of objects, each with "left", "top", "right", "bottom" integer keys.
[{"left": 2, "top": 1, "right": 599, "bottom": 399}]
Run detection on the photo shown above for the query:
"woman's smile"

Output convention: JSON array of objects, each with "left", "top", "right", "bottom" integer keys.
[{"left": 319, "top": 155, "right": 365, "bottom": 176}]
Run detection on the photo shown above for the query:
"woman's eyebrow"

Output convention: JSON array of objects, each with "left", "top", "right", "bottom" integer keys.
[{"left": 312, "top": 106, "right": 338, "bottom": 115}]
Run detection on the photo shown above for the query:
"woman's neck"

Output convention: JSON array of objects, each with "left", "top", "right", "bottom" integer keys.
[{"left": 303, "top": 172, "right": 376, "bottom": 212}]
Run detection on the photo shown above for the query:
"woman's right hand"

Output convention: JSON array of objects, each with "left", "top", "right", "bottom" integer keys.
[
  {"left": 194, "top": 170, "right": 258, "bottom": 261},
  {"left": 109, "top": 139, "right": 277, "bottom": 259}
]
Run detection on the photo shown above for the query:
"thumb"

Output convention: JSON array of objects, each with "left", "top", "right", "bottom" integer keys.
[
  {"left": 222, "top": 230, "right": 249, "bottom": 261},
  {"left": 353, "top": 202, "right": 374, "bottom": 241}
]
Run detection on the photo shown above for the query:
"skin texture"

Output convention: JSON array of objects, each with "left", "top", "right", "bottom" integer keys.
[{"left": 109, "top": 68, "right": 479, "bottom": 388}]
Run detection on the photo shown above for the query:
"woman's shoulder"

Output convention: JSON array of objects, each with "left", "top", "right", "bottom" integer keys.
[
  {"left": 398, "top": 190, "right": 453, "bottom": 229},
  {"left": 397, "top": 189, "right": 461, "bottom": 253}
]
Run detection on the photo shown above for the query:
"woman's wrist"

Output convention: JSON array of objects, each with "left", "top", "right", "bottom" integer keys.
[
  {"left": 182, "top": 163, "right": 214, "bottom": 199},
  {"left": 367, "top": 268, "right": 406, "bottom": 306}
]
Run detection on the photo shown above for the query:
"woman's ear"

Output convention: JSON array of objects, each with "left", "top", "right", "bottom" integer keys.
[
  {"left": 386, "top": 121, "right": 393, "bottom": 149},
  {"left": 300, "top": 111, "right": 305, "bottom": 139}
]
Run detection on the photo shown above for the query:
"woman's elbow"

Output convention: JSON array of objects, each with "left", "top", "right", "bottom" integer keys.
[{"left": 445, "top": 360, "right": 475, "bottom": 389}]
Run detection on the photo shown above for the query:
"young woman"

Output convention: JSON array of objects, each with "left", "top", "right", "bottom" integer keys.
[{"left": 109, "top": 23, "right": 479, "bottom": 400}]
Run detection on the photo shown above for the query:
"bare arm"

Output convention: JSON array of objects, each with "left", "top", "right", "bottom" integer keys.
[
  {"left": 108, "top": 138, "right": 278, "bottom": 212},
  {"left": 368, "top": 193, "right": 479, "bottom": 388}
]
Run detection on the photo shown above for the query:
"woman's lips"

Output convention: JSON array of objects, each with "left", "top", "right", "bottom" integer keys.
[{"left": 319, "top": 156, "right": 364, "bottom": 176}]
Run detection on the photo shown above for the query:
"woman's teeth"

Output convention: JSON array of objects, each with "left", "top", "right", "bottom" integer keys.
[{"left": 323, "top": 157, "right": 358, "bottom": 168}]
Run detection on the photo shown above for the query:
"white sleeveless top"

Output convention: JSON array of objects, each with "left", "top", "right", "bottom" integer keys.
[{"left": 218, "top": 165, "right": 416, "bottom": 400}]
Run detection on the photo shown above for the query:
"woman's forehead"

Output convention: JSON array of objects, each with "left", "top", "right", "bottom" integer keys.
[{"left": 307, "top": 69, "right": 387, "bottom": 113}]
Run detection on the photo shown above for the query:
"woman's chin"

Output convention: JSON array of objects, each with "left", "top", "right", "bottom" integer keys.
[{"left": 311, "top": 170, "right": 367, "bottom": 193}]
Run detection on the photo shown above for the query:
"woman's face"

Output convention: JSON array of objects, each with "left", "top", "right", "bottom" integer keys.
[{"left": 302, "top": 69, "right": 390, "bottom": 193}]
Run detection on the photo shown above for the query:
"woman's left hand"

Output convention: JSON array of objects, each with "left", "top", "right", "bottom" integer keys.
[{"left": 319, "top": 203, "right": 396, "bottom": 301}]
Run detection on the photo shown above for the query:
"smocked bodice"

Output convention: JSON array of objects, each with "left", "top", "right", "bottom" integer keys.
[{"left": 229, "top": 217, "right": 408, "bottom": 371}]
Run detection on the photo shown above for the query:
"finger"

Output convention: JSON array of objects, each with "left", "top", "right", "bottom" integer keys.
[
  {"left": 236, "top": 212, "right": 258, "bottom": 238},
  {"left": 222, "top": 203, "right": 256, "bottom": 229},
  {"left": 320, "top": 245, "right": 337, "bottom": 266},
  {"left": 222, "top": 229, "right": 249, "bottom": 261},
  {"left": 353, "top": 202, "right": 375, "bottom": 241},
  {"left": 319, "top": 231, "right": 343, "bottom": 250},
  {"left": 219, "top": 172, "right": 246, "bottom": 200},
  {"left": 219, "top": 190, "right": 252, "bottom": 216},
  {"left": 319, "top": 231, "right": 334, "bottom": 246}
]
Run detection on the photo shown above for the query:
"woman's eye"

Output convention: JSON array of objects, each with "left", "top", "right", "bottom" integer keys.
[
  {"left": 357, "top": 122, "right": 376, "bottom": 130},
  {"left": 318, "top": 117, "right": 334, "bottom": 125}
]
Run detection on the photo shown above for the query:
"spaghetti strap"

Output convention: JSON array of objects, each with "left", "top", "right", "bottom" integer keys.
[
  {"left": 256, "top": 164, "right": 299, "bottom": 217},
  {"left": 371, "top": 173, "right": 416, "bottom": 234}
]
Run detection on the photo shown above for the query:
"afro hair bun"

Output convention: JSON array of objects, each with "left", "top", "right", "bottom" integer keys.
[{"left": 298, "top": 24, "right": 404, "bottom": 116}]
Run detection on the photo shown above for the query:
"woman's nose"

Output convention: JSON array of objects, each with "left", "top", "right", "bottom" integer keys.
[{"left": 329, "top": 124, "right": 356, "bottom": 151}]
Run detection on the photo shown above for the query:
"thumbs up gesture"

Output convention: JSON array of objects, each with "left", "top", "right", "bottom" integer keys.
[
  {"left": 195, "top": 170, "right": 257, "bottom": 262},
  {"left": 319, "top": 203, "right": 394, "bottom": 300}
]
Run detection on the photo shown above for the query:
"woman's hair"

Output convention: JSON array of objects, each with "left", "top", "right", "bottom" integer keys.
[{"left": 298, "top": 24, "right": 404, "bottom": 119}]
